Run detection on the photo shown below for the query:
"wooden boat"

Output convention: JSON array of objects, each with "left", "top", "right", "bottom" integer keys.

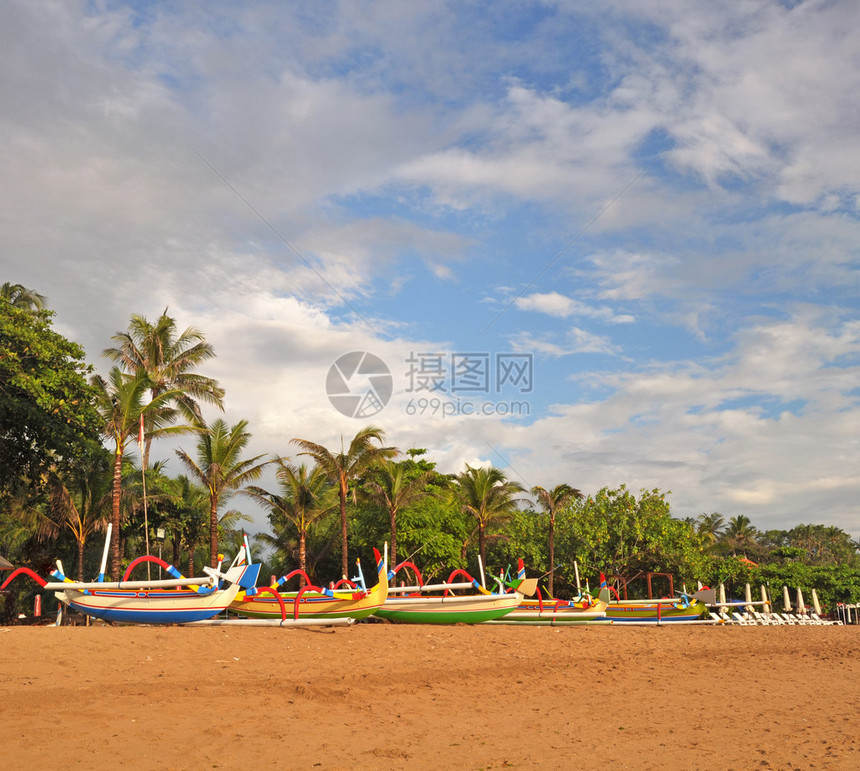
[
  {"left": 603, "top": 588, "right": 715, "bottom": 624},
  {"left": 1, "top": 526, "right": 260, "bottom": 625},
  {"left": 229, "top": 548, "right": 388, "bottom": 622},
  {"left": 47, "top": 565, "right": 258, "bottom": 624},
  {"left": 485, "top": 594, "right": 608, "bottom": 625},
  {"left": 375, "top": 560, "right": 534, "bottom": 625}
]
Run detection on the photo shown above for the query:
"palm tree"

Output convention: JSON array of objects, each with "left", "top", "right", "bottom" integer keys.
[
  {"left": 292, "top": 426, "right": 397, "bottom": 578},
  {"left": 244, "top": 460, "right": 335, "bottom": 582},
  {"left": 531, "top": 483, "right": 583, "bottom": 596},
  {"left": 47, "top": 454, "right": 112, "bottom": 580},
  {"left": 364, "top": 459, "right": 434, "bottom": 568},
  {"left": 725, "top": 514, "right": 758, "bottom": 554},
  {"left": 104, "top": 310, "right": 225, "bottom": 470},
  {"left": 162, "top": 474, "right": 210, "bottom": 576},
  {"left": 697, "top": 512, "right": 726, "bottom": 545},
  {"left": 455, "top": 465, "right": 524, "bottom": 568},
  {"left": 0, "top": 282, "right": 46, "bottom": 310},
  {"left": 176, "top": 418, "right": 268, "bottom": 568},
  {"left": 91, "top": 368, "right": 183, "bottom": 579}
]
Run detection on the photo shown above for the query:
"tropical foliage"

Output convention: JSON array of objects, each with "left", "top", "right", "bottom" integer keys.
[
  {"left": 292, "top": 426, "right": 396, "bottom": 578},
  {"left": 0, "top": 301, "right": 101, "bottom": 493},
  {"left": 175, "top": 418, "right": 268, "bottom": 568}
]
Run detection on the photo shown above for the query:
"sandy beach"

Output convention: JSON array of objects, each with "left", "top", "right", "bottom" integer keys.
[{"left": 1, "top": 623, "right": 858, "bottom": 770}]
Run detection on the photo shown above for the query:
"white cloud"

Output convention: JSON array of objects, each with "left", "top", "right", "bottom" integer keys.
[{"left": 514, "top": 291, "right": 635, "bottom": 323}]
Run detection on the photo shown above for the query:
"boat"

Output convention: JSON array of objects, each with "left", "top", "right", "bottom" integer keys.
[
  {"left": 485, "top": 593, "right": 608, "bottom": 625},
  {"left": 229, "top": 548, "right": 388, "bottom": 622},
  {"left": 375, "top": 559, "right": 535, "bottom": 625},
  {"left": 2, "top": 526, "right": 260, "bottom": 625},
  {"left": 479, "top": 561, "right": 608, "bottom": 625},
  {"left": 603, "top": 588, "right": 715, "bottom": 624}
]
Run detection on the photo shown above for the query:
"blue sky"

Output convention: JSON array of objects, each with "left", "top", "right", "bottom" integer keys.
[{"left": 2, "top": 0, "right": 859, "bottom": 537}]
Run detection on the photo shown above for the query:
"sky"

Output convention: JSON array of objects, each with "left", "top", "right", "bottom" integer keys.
[{"left": 2, "top": 0, "right": 859, "bottom": 539}]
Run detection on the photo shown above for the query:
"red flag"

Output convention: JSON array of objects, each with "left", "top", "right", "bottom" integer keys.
[{"left": 138, "top": 414, "right": 145, "bottom": 445}]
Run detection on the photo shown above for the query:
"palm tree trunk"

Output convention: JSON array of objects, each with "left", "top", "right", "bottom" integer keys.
[
  {"left": 299, "top": 532, "right": 307, "bottom": 589},
  {"left": 110, "top": 446, "right": 123, "bottom": 580},
  {"left": 390, "top": 507, "right": 397, "bottom": 568},
  {"left": 339, "top": 480, "right": 349, "bottom": 579},
  {"left": 187, "top": 544, "right": 195, "bottom": 578},
  {"left": 77, "top": 538, "right": 85, "bottom": 582},
  {"left": 478, "top": 521, "right": 486, "bottom": 570},
  {"left": 548, "top": 514, "right": 555, "bottom": 597},
  {"left": 209, "top": 496, "right": 219, "bottom": 568}
]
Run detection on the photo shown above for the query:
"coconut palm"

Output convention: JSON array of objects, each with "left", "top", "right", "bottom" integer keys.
[
  {"left": 161, "top": 475, "right": 210, "bottom": 576},
  {"left": 725, "top": 514, "right": 758, "bottom": 555},
  {"left": 104, "top": 310, "right": 225, "bottom": 470},
  {"left": 244, "top": 460, "right": 335, "bottom": 583},
  {"left": 175, "top": 418, "right": 268, "bottom": 568},
  {"left": 531, "top": 483, "right": 583, "bottom": 596},
  {"left": 292, "top": 426, "right": 397, "bottom": 578},
  {"left": 364, "top": 460, "right": 434, "bottom": 568},
  {"left": 697, "top": 512, "right": 726, "bottom": 545},
  {"left": 91, "top": 367, "right": 184, "bottom": 579},
  {"left": 455, "top": 465, "right": 524, "bottom": 568},
  {"left": 0, "top": 282, "right": 46, "bottom": 310},
  {"left": 47, "top": 454, "right": 112, "bottom": 580}
]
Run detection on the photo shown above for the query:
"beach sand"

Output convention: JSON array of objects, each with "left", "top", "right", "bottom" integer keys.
[{"left": 1, "top": 622, "right": 858, "bottom": 770}]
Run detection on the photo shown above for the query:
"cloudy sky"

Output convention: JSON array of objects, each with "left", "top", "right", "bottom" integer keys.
[{"left": 2, "top": 0, "right": 858, "bottom": 537}]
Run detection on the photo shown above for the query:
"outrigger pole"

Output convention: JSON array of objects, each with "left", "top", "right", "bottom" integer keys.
[{"left": 97, "top": 523, "right": 112, "bottom": 583}]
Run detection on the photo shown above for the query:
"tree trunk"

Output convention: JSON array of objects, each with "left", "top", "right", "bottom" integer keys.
[
  {"left": 299, "top": 532, "right": 307, "bottom": 589},
  {"left": 143, "top": 433, "right": 153, "bottom": 473},
  {"left": 110, "top": 446, "right": 123, "bottom": 580},
  {"left": 187, "top": 545, "right": 195, "bottom": 578},
  {"left": 77, "top": 538, "right": 85, "bottom": 582},
  {"left": 478, "top": 521, "right": 486, "bottom": 570},
  {"left": 209, "top": 495, "right": 219, "bottom": 568},
  {"left": 172, "top": 536, "right": 180, "bottom": 569},
  {"left": 389, "top": 507, "right": 397, "bottom": 568},
  {"left": 339, "top": 479, "right": 349, "bottom": 579},
  {"left": 548, "top": 513, "right": 555, "bottom": 597}
]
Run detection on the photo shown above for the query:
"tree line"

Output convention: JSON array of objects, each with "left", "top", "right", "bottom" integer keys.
[{"left": 2, "top": 284, "right": 859, "bottom": 620}]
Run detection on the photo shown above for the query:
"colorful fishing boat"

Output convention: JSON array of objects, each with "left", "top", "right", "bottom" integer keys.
[
  {"left": 485, "top": 594, "right": 608, "bottom": 625},
  {"left": 375, "top": 559, "right": 534, "bottom": 625},
  {"left": 229, "top": 548, "right": 388, "bottom": 622},
  {"left": 1, "top": 526, "right": 260, "bottom": 625},
  {"left": 603, "top": 588, "right": 715, "bottom": 624}
]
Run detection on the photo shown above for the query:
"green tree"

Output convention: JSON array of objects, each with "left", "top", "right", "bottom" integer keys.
[
  {"left": 104, "top": 310, "right": 224, "bottom": 470},
  {"left": 697, "top": 512, "right": 726, "bottom": 546},
  {"left": 90, "top": 367, "right": 182, "bottom": 579},
  {"left": 724, "top": 515, "right": 758, "bottom": 555},
  {"left": 531, "top": 483, "right": 583, "bottom": 596},
  {"left": 454, "top": 465, "right": 524, "bottom": 569},
  {"left": 176, "top": 418, "right": 268, "bottom": 568},
  {"left": 292, "top": 426, "right": 397, "bottom": 578},
  {"left": 363, "top": 459, "right": 434, "bottom": 568},
  {"left": 161, "top": 474, "right": 210, "bottom": 576},
  {"left": 553, "top": 486, "right": 710, "bottom": 595},
  {"left": 244, "top": 460, "right": 335, "bottom": 582},
  {"left": 1, "top": 282, "right": 46, "bottom": 310},
  {"left": 47, "top": 450, "right": 112, "bottom": 580},
  {"left": 0, "top": 302, "right": 101, "bottom": 492}
]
